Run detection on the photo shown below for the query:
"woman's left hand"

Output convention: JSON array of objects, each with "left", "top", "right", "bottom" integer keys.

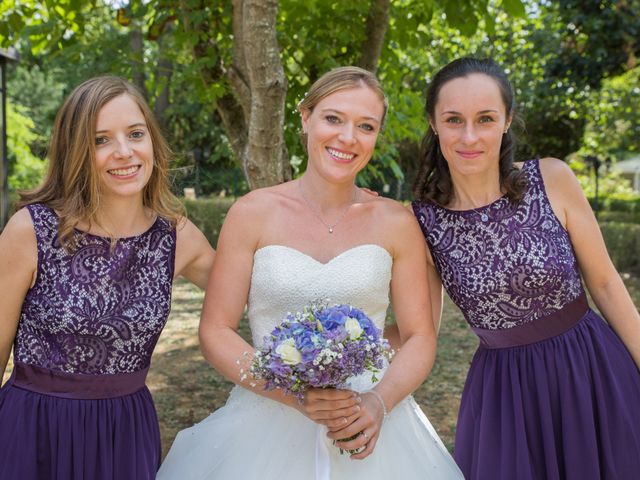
[{"left": 326, "top": 390, "right": 386, "bottom": 460}]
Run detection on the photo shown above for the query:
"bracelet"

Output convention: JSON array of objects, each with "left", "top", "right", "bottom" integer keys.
[{"left": 366, "top": 389, "right": 388, "bottom": 421}]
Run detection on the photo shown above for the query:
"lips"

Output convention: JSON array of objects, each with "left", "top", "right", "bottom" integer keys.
[
  {"left": 456, "top": 150, "right": 482, "bottom": 159},
  {"left": 326, "top": 147, "right": 356, "bottom": 162},
  {"left": 108, "top": 165, "right": 141, "bottom": 177}
]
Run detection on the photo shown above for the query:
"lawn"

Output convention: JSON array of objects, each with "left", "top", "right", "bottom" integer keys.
[
  {"left": 150, "top": 273, "right": 640, "bottom": 457},
  {"left": 2, "top": 274, "right": 639, "bottom": 458}
]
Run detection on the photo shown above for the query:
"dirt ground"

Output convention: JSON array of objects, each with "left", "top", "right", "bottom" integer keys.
[
  {"left": 3, "top": 274, "right": 639, "bottom": 459},
  {"left": 150, "top": 273, "right": 640, "bottom": 457}
]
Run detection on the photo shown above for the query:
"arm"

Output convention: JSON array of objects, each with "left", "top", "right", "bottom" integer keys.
[
  {"left": 0, "top": 209, "right": 38, "bottom": 380},
  {"left": 198, "top": 195, "right": 359, "bottom": 422},
  {"left": 174, "top": 218, "right": 216, "bottom": 290},
  {"left": 330, "top": 203, "right": 437, "bottom": 458},
  {"left": 541, "top": 157, "right": 640, "bottom": 368},
  {"left": 384, "top": 246, "right": 444, "bottom": 349}
]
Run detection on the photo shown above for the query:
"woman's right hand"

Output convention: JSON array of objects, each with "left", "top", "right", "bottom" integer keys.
[{"left": 296, "top": 388, "right": 362, "bottom": 430}]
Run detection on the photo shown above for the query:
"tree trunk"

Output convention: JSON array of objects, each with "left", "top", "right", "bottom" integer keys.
[
  {"left": 241, "top": 0, "right": 290, "bottom": 188},
  {"left": 357, "top": 0, "right": 391, "bottom": 72},
  {"left": 129, "top": 20, "right": 147, "bottom": 98},
  {"left": 154, "top": 25, "right": 173, "bottom": 131}
]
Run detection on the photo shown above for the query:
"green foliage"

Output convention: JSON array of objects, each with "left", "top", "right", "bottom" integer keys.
[
  {"left": 600, "top": 222, "right": 640, "bottom": 273},
  {"left": 182, "top": 197, "right": 235, "bottom": 247},
  {"left": 3, "top": 0, "right": 638, "bottom": 198},
  {"left": 580, "top": 68, "right": 640, "bottom": 158},
  {"left": 7, "top": 103, "right": 46, "bottom": 191},
  {"left": 569, "top": 158, "right": 636, "bottom": 198}
]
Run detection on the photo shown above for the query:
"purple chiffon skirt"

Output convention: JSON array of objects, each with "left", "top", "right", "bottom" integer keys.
[
  {"left": 455, "top": 294, "right": 640, "bottom": 480},
  {"left": 0, "top": 363, "right": 161, "bottom": 480}
]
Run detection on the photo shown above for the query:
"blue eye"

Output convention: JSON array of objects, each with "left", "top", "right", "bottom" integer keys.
[
  {"left": 95, "top": 136, "right": 108, "bottom": 145},
  {"left": 130, "top": 130, "right": 145, "bottom": 139},
  {"left": 325, "top": 115, "right": 340, "bottom": 124}
]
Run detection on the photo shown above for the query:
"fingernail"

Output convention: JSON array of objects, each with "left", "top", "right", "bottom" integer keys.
[
  {"left": 355, "top": 405, "right": 360, "bottom": 412},
  {"left": 356, "top": 396, "right": 362, "bottom": 403}
]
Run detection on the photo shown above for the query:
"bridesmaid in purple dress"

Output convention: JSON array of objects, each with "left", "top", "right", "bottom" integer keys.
[
  {"left": 410, "top": 58, "right": 640, "bottom": 479},
  {"left": 0, "top": 76, "right": 214, "bottom": 479}
]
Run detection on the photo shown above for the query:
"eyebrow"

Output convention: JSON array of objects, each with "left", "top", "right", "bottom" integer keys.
[
  {"left": 95, "top": 122, "right": 147, "bottom": 134},
  {"left": 440, "top": 109, "right": 499, "bottom": 115},
  {"left": 320, "top": 108, "right": 381, "bottom": 123}
]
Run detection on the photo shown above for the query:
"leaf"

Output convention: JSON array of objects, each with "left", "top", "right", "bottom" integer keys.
[{"left": 502, "top": 0, "right": 525, "bottom": 18}]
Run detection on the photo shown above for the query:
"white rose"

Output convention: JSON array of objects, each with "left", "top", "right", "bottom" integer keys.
[
  {"left": 345, "top": 317, "right": 364, "bottom": 340},
  {"left": 276, "top": 339, "right": 302, "bottom": 365}
]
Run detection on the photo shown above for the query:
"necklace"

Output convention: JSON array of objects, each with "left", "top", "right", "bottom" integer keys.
[{"left": 298, "top": 181, "right": 357, "bottom": 234}]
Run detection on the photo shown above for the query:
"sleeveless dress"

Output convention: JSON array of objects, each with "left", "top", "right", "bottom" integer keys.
[
  {"left": 412, "top": 158, "right": 640, "bottom": 480},
  {"left": 157, "top": 244, "right": 463, "bottom": 480},
  {"left": 0, "top": 203, "right": 176, "bottom": 480}
]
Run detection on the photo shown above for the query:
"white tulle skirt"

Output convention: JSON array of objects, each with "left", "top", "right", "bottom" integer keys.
[{"left": 157, "top": 380, "right": 463, "bottom": 480}]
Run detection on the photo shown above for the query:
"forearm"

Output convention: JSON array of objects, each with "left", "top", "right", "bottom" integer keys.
[
  {"left": 372, "top": 333, "right": 436, "bottom": 411},
  {"left": 199, "top": 325, "right": 299, "bottom": 409},
  {"left": 589, "top": 274, "right": 640, "bottom": 368}
]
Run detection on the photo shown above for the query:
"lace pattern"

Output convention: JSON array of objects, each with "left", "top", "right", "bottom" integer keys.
[
  {"left": 412, "top": 159, "right": 584, "bottom": 330},
  {"left": 14, "top": 203, "right": 176, "bottom": 374}
]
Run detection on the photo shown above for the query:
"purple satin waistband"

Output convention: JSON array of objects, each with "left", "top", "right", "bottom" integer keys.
[
  {"left": 471, "top": 293, "right": 589, "bottom": 349},
  {"left": 11, "top": 362, "right": 148, "bottom": 399}
]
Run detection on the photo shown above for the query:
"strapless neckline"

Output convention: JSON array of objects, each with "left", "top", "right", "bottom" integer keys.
[{"left": 254, "top": 243, "right": 391, "bottom": 266}]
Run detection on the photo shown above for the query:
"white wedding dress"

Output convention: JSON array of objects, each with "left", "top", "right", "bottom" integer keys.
[{"left": 157, "top": 244, "right": 463, "bottom": 479}]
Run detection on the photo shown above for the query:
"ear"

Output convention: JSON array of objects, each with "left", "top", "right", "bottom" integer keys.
[
  {"left": 504, "top": 113, "right": 513, "bottom": 132},
  {"left": 428, "top": 119, "right": 437, "bottom": 135},
  {"left": 300, "top": 108, "right": 312, "bottom": 134}
]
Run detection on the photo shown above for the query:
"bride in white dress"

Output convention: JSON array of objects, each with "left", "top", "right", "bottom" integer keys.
[{"left": 157, "top": 67, "right": 463, "bottom": 480}]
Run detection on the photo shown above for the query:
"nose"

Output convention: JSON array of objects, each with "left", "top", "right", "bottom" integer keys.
[
  {"left": 461, "top": 123, "right": 479, "bottom": 144},
  {"left": 113, "top": 137, "right": 133, "bottom": 158},
  {"left": 338, "top": 123, "right": 356, "bottom": 144}
]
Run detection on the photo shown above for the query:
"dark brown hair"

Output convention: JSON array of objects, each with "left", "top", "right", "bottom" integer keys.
[{"left": 413, "top": 57, "right": 527, "bottom": 205}]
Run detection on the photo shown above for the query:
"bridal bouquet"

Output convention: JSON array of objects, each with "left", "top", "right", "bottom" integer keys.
[{"left": 250, "top": 301, "right": 391, "bottom": 400}]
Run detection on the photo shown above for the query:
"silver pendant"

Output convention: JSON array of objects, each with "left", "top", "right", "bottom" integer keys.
[{"left": 480, "top": 213, "right": 488, "bottom": 222}]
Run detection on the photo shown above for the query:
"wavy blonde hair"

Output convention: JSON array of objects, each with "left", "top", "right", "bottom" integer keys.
[{"left": 19, "top": 75, "right": 184, "bottom": 250}]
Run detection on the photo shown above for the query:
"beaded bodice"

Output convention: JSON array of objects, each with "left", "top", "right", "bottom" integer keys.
[
  {"left": 412, "top": 159, "right": 584, "bottom": 330},
  {"left": 247, "top": 244, "right": 392, "bottom": 347},
  {"left": 14, "top": 204, "right": 176, "bottom": 374}
]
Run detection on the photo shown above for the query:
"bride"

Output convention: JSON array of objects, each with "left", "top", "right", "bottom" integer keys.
[{"left": 157, "top": 66, "right": 463, "bottom": 479}]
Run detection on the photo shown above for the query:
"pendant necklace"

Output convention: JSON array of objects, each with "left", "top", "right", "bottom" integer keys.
[{"left": 298, "top": 181, "right": 357, "bottom": 234}]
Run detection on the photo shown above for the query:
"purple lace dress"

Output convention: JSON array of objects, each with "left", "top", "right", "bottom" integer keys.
[
  {"left": 412, "top": 159, "right": 640, "bottom": 480},
  {"left": 0, "top": 203, "right": 176, "bottom": 480}
]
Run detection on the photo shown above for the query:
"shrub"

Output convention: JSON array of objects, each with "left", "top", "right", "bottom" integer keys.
[
  {"left": 600, "top": 222, "right": 640, "bottom": 274},
  {"left": 182, "top": 197, "right": 235, "bottom": 247}
]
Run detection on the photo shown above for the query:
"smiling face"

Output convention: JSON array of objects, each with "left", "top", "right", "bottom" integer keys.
[
  {"left": 431, "top": 73, "right": 512, "bottom": 178},
  {"left": 93, "top": 94, "right": 154, "bottom": 201},
  {"left": 301, "top": 85, "right": 384, "bottom": 183}
]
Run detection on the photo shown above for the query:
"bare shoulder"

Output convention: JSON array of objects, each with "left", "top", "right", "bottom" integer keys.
[
  {"left": 538, "top": 157, "right": 580, "bottom": 193},
  {"left": 365, "top": 196, "right": 421, "bottom": 238},
  {"left": 0, "top": 208, "right": 37, "bottom": 269},
  {"left": 1, "top": 208, "right": 36, "bottom": 245},
  {"left": 228, "top": 183, "right": 292, "bottom": 220}
]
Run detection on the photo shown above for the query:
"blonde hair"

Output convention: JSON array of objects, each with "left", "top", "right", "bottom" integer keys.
[
  {"left": 298, "top": 66, "right": 388, "bottom": 148},
  {"left": 19, "top": 75, "right": 184, "bottom": 250}
]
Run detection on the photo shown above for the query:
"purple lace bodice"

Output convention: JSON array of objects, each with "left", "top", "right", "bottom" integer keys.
[
  {"left": 14, "top": 204, "right": 176, "bottom": 374},
  {"left": 412, "top": 159, "right": 584, "bottom": 330}
]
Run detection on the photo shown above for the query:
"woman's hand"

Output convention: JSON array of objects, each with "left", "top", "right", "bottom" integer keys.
[
  {"left": 294, "top": 388, "right": 362, "bottom": 429},
  {"left": 326, "top": 390, "right": 386, "bottom": 460}
]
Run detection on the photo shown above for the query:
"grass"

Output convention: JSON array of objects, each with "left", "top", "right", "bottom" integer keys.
[{"left": 3, "top": 275, "right": 639, "bottom": 458}]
